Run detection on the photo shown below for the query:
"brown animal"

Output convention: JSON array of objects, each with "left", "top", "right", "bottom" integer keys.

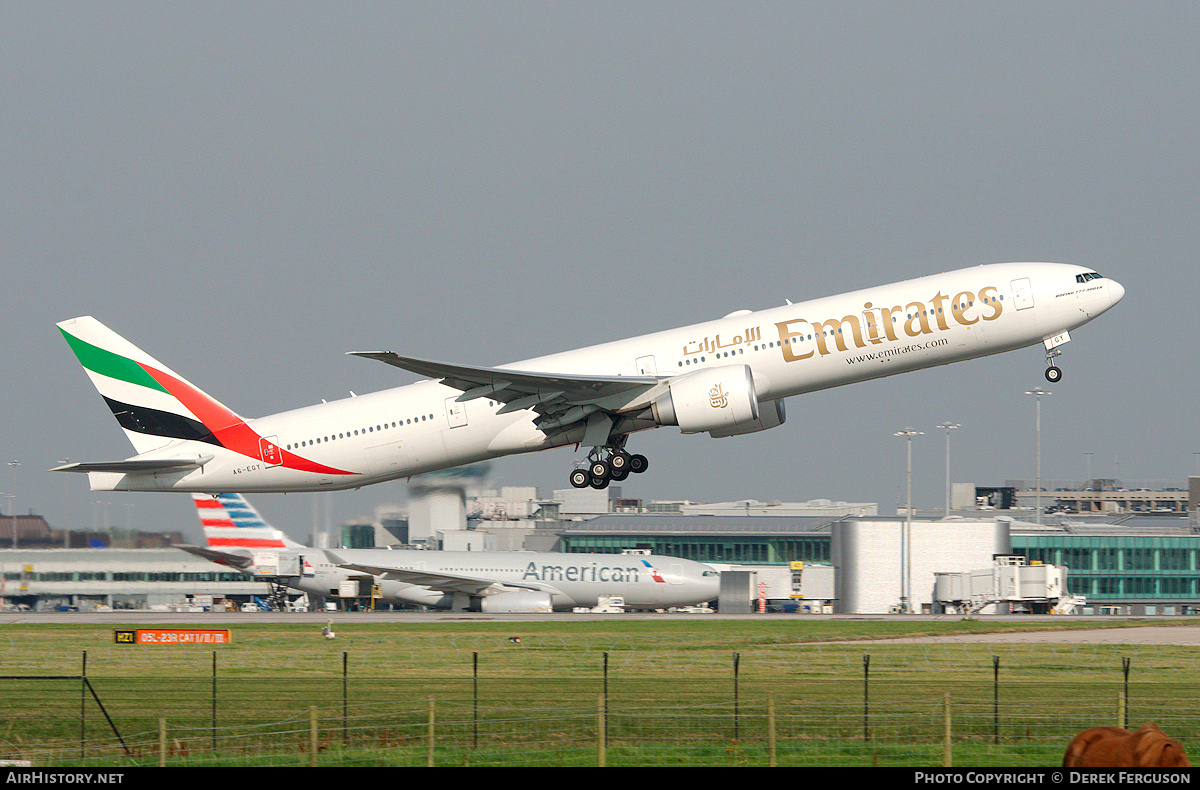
[{"left": 1063, "top": 722, "right": 1190, "bottom": 767}]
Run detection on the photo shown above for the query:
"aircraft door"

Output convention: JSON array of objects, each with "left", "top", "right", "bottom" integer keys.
[
  {"left": 260, "top": 436, "right": 283, "bottom": 467},
  {"left": 445, "top": 397, "right": 468, "bottom": 428},
  {"left": 636, "top": 356, "right": 657, "bottom": 375},
  {"left": 1011, "top": 278, "right": 1035, "bottom": 310}
]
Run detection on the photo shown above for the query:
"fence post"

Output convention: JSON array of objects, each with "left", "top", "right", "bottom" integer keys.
[
  {"left": 733, "top": 652, "right": 740, "bottom": 742},
  {"left": 159, "top": 718, "right": 166, "bottom": 767},
  {"left": 1122, "top": 657, "right": 1131, "bottom": 729},
  {"left": 309, "top": 706, "right": 318, "bottom": 767},
  {"left": 342, "top": 651, "right": 348, "bottom": 746},
  {"left": 1118, "top": 691, "right": 1126, "bottom": 729},
  {"left": 211, "top": 651, "right": 217, "bottom": 751},
  {"left": 80, "top": 651, "right": 86, "bottom": 760},
  {"left": 602, "top": 652, "right": 609, "bottom": 746},
  {"left": 427, "top": 695, "right": 436, "bottom": 767},
  {"left": 863, "top": 654, "right": 870, "bottom": 742},
  {"left": 993, "top": 655, "right": 1000, "bottom": 744},
  {"left": 473, "top": 652, "right": 479, "bottom": 749},
  {"left": 598, "top": 693, "right": 607, "bottom": 767},
  {"left": 942, "top": 692, "right": 952, "bottom": 767},
  {"left": 768, "top": 691, "right": 776, "bottom": 768}
]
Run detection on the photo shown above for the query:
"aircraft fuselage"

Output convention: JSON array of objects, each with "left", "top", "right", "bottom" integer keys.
[{"left": 69, "top": 262, "right": 1124, "bottom": 493}]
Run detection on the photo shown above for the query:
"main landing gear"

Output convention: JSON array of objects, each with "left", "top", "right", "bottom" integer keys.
[
  {"left": 1045, "top": 349, "right": 1063, "bottom": 383},
  {"left": 569, "top": 442, "right": 649, "bottom": 489}
]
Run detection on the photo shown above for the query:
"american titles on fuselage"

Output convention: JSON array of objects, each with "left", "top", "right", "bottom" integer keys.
[{"left": 521, "top": 559, "right": 663, "bottom": 584}]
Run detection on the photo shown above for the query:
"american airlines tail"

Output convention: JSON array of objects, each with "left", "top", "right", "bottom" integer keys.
[{"left": 193, "top": 493, "right": 305, "bottom": 550}]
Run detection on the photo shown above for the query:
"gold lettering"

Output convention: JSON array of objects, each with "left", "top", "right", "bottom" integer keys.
[
  {"left": 862, "top": 303, "right": 885, "bottom": 345},
  {"left": 879, "top": 305, "right": 902, "bottom": 341},
  {"left": 903, "top": 301, "right": 933, "bottom": 337},
  {"left": 774, "top": 319, "right": 814, "bottom": 362},
  {"left": 814, "top": 316, "right": 865, "bottom": 355},
  {"left": 978, "top": 286, "right": 1003, "bottom": 321},
  {"left": 929, "top": 292, "right": 951, "bottom": 331},
  {"left": 952, "top": 291, "right": 978, "bottom": 326},
  {"left": 774, "top": 282, "right": 1001, "bottom": 363}
]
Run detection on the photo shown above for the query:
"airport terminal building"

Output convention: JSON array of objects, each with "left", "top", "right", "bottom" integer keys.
[{"left": 2, "top": 478, "right": 1199, "bottom": 615}]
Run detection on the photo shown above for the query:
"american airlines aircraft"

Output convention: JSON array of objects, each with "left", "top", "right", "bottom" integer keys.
[
  {"left": 182, "top": 493, "right": 721, "bottom": 612},
  {"left": 56, "top": 262, "right": 1124, "bottom": 493}
]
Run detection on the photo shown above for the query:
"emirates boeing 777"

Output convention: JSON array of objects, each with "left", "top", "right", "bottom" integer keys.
[{"left": 56, "top": 262, "right": 1124, "bottom": 493}]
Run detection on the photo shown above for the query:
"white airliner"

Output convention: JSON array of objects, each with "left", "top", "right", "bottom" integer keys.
[
  {"left": 181, "top": 493, "right": 721, "bottom": 612},
  {"left": 56, "top": 262, "right": 1123, "bottom": 492}
]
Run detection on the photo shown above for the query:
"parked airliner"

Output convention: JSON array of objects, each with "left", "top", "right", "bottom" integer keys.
[
  {"left": 56, "top": 262, "right": 1123, "bottom": 492},
  {"left": 182, "top": 493, "right": 720, "bottom": 612}
]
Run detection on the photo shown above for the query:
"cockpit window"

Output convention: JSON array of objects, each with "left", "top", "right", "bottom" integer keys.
[{"left": 1075, "top": 272, "right": 1105, "bottom": 283}]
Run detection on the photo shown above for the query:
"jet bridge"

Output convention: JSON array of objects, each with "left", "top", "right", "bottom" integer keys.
[{"left": 934, "top": 555, "right": 1083, "bottom": 614}]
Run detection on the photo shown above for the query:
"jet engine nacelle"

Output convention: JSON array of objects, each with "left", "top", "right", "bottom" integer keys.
[
  {"left": 653, "top": 364, "right": 764, "bottom": 435},
  {"left": 479, "top": 591, "right": 554, "bottom": 613},
  {"left": 709, "top": 397, "right": 786, "bottom": 438}
]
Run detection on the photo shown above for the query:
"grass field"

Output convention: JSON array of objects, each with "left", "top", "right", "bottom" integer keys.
[{"left": 1, "top": 617, "right": 1197, "bottom": 767}]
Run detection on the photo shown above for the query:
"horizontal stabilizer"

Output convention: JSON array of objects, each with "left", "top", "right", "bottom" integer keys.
[
  {"left": 52, "top": 456, "right": 213, "bottom": 474},
  {"left": 176, "top": 544, "right": 254, "bottom": 569}
]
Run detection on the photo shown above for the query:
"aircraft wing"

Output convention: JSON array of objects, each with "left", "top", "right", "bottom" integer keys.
[
  {"left": 327, "top": 552, "right": 547, "bottom": 597},
  {"left": 348, "top": 352, "right": 667, "bottom": 436}
]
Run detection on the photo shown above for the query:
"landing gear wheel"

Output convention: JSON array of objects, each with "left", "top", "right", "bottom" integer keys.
[
  {"left": 1045, "top": 365, "right": 1062, "bottom": 383},
  {"left": 572, "top": 442, "right": 647, "bottom": 488}
]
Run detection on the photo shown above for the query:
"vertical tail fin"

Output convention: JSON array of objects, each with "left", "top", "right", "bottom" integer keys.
[
  {"left": 57, "top": 316, "right": 247, "bottom": 455},
  {"left": 192, "top": 493, "right": 306, "bottom": 550}
]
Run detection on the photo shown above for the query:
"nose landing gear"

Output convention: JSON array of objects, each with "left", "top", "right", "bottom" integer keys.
[{"left": 1045, "top": 348, "right": 1063, "bottom": 383}]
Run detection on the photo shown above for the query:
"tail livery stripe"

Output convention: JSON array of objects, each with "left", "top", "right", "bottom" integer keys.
[
  {"left": 207, "top": 537, "right": 294, "bottom": 548},
  {"left": 60, "top": 317, "right": 354, "bottom": 477},
  {"left": 59, "top": 329, "right": 169, "bottom": 394},
  {"left": 191, "top": 494, "right": 299, "bottom": 550}
]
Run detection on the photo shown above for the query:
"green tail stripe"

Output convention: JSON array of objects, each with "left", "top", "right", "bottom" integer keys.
[{"left": 59, "top": 327, "right": 169, "bottom": 394}]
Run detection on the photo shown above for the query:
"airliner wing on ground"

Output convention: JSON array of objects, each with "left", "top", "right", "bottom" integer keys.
[
  {"left": 56, "top": 262, "right": 1125, "bottom": 494},
  {"left": 180, "top": 493, "right": 721, "bottom": 612},
  {"left": 326, "top": 552, "right": 546, "bottom": 597}
]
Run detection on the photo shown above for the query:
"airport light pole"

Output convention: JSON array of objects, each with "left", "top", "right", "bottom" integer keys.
[
  {"left": 7, "top": 462, "right": 18, "bottom": 549},
  {"left": 0, "top": 492, "right": 9, "bottom": 613},
  {"left": 58, "top": 459, "right": 71, "bottom": 548},
  {"left": 894, "top": 428, "right": 922, "bottom": 613},
  {"left": 0, "top": 493, "right": 13, "bottom": 551},
  {"left": 1023, "top": 389, "right": 1050, "bottom": 525},
  {"left": 938, "top": 422, "right": 960, "bottom": 517}
]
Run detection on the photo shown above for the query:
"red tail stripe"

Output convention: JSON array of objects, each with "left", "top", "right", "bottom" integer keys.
[
  {"left": 141, "top": 362, "right": 355, "bottom": 476},
  {"left": 208, "top": 537, "right": 289, "bottom": 548}
]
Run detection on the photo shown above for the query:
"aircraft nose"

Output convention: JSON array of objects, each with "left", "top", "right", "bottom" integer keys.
[{"left": 1108, "top": 278, "right": 1126, "bottom": 308}]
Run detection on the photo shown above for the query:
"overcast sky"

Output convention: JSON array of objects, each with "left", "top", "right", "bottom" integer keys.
[{"left": 3, "top": 3, "right": 1197, "bottom": 543}]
